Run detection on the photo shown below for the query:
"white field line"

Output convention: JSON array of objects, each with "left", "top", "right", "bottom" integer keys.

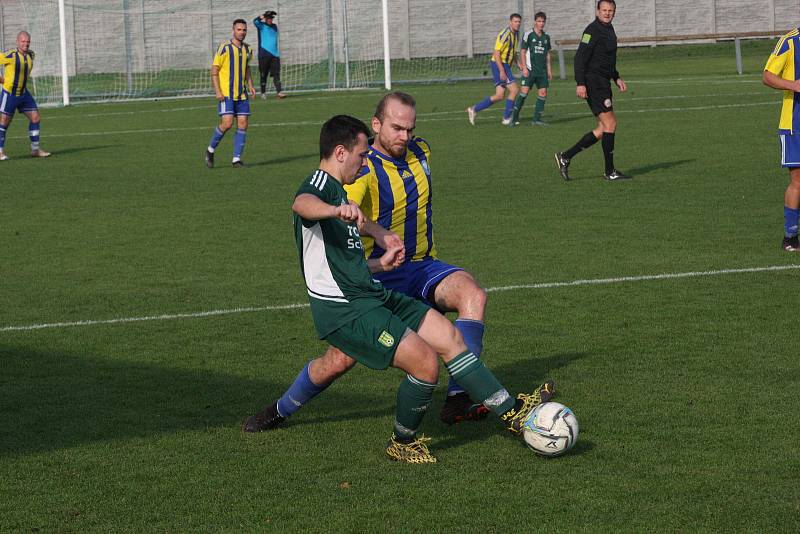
[
  {"left": 2, "top": 264, "right": 797, "bottom": 333},
  {"left": 7, "top": 98, "right": 778, "bottom": 140}
]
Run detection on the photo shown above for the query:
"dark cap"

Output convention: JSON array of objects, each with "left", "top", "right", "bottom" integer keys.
[{"left": 264, "top": 10, "right": 277, "bottom": 18}]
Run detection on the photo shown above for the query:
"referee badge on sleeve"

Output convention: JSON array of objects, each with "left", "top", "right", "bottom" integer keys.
[{"left": 581, "top": 33, "right": 591, "bottom": 44}]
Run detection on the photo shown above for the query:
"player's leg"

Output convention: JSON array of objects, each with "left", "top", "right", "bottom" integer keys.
[
  {"left": 597, "top": 110, "right": 628, "bottom": 180},
  {"left": 466, "top": 62, "right": 507, "bottom": 124},
  {"left": 532, "top": 84, "right": 548, "bottom": 124},
  {"left": 206, "top": 103, "right": 234, "bottom": 168},
  {"left": 258, "top": 55, "right": 269, "bottom": 98},
  {"left": 23, "top": 106, "right": 49, "bottom": 158},
  {"left": 232, "top": 111, "right": 249, "bottom": 166},
  {"left": 414, "top": 308, "right": 554, "bottom": 434},
  {"left": 781, "top": 136, "right": 800, "bottom": 250},
  {"left": 502, "top": 79, "right": 519, "bottom": 124},
  {"left": 510, "top": 84, "right": 530, "bottom": 126},
  {"left": 271, "top": 56, "right": 286, "bottom": 98},
  {"left": 242, "top": 345, "right": 355, "bottom": 432},
  {"left": 0, "top": 109, "right": 11, "bottom": 161}
]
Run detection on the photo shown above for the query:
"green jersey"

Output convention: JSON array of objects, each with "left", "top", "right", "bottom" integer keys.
[
  {"left": 294, "top": 169, "right": 388, "bottom": 338},
  {"left": 521, "top": 29, "right": 551, "bottom": 75}
]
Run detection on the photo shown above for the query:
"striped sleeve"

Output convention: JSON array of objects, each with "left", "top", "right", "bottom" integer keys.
[
  {"left": 212, "top": 43, "right": 227, "bottom": 68},
  {"left": 765, "top": 33, "right": 794, "bottom": 75}
]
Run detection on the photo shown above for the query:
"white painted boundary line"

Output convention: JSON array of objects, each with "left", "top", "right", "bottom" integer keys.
[
  {"left": 2, "top": 264, "right": 797, "bottom": 333},
  {"left": 7, "top": 99, "right": 777, "bottom": 140}
]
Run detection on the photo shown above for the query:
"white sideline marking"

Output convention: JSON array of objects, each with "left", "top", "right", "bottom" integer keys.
[
  {"left": 7, "top": 99, "right": 777, "bottom": 140},
  {"left": 2, "top": 264, "right": 797, "bottom": 332}
]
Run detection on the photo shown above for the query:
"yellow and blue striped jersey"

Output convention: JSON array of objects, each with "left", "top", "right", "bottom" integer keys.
[
  {"left": 494, "top": 26, "right": 518, "bottom": 65},
  {"left": 0, "top": 49, "right": 34, "bottom": 96},
  {"left": 765, "top": 29, "right": 800, "bottom": 132},
  {"left": 213, "top": 41, "right": 252, "bottom": 100},
  {"left": 345, "top": 137, "right": 437, "bottom": 262}
]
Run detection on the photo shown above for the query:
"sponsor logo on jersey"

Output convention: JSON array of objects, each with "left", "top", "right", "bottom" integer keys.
[{"left": 378, "top": 330, "right": 395, "bottom": 347}]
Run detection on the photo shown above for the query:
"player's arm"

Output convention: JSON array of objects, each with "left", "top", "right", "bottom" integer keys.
[
  {"left": 366, "top": 243, "right": 404, "bottom": 273},
  {"left": 518, "top": 42, "right": 529, "bottom": 77},
  {"left": 545, "top": 50, "right": 552, "bottom": 80},
  {"left": 492, "top": 49, "right": 506, "bottom": 81},
  {"left": 253, "top": 15, "right": 265, "bottom": 28},
  {"left": 362, "top": 218, "right": 404, "bottom": 252},
  {"left": 763, "top": 70, "right": 800, "bottom": 92},
  {"left": 293, "top": 194, "right": 365, "bottom": 227},
  {"left": 211, "top": 65, "right": 224, "bottom": 100},
  {"left": 244, "top": 53, "right": 256, "bottom": 96},
  {"left": 573, "top": 28, "right": 597, "bottom": 98}
]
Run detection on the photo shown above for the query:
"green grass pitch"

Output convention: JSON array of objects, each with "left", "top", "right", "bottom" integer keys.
[{"left": 1, "top": 40, "right": 799, "bottom": 531}]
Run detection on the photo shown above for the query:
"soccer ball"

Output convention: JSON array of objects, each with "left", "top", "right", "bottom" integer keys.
[{"left": 522, "top": 402, "right": 579, "bottom": 457}]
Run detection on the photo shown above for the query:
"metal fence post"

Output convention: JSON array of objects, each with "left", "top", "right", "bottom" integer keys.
[
  {"left": 326, "top": 0, "right": 335, "bottom": 89},
  {"left": 735, "top": 37, "right": 742, "bottom": 74},
  {"left": 558, "top": 46, "right": 565, "bottom": 80}
]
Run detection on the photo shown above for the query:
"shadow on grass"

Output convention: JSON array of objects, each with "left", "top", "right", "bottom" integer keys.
[
  {"left": 626, "top": 158, "right": 695, "bottom": 177},
  {"left": 47, "top": 145, "right": 121, "bottom": 157},
  {"left": 0, "top": 344, "right": 388, "bottom": 457},
  {"left": 246, "top": 152, "right": 317, "bottom": 167}
]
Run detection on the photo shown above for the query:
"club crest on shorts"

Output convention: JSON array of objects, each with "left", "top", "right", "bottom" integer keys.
[
  {"left": 604, "top": 98, "right": 612, "bottom": 108},
  {"left": 378, "top": 330, "right": 395, "bottom": 348}
]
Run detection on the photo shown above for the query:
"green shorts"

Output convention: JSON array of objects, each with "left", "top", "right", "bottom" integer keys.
[
  {"left": 521, "top": 72, "right": 549, "bottom": 89},
  {"left": 324, "top": 290, "right": 431, "bottom": 370}
]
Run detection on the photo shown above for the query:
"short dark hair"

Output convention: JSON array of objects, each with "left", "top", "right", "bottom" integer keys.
[
  {"left": 233, "top": 18, "right": 247, "bottom": 26},
  {"left": 510, "top": 13, "right": 522, "bottom": 21},
  {"left": 374, "top": 91, "right": 416, "bottom": 122},
  {"left": 597, "top": 0, "right": 615, "bottom": 9},
  {"left": 534, "top": 11, "right": 546, "bottom": 21},
  {"left": 319, "top": 115, "right": 370, "bottom": 159}
]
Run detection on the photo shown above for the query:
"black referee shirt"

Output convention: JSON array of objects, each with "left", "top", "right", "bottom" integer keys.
[{"left": 574, "top": 17, "right": 619, "bottom": 85}]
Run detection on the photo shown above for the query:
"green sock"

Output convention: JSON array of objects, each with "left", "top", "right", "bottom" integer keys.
[
  {"left": 444, "top": 351, "right": 515, "bottom": 415},
  {"left": 510, "top": 93, "right": 527, "bottom": 123},
  {"left": 394, "top": 374, "right": 436, "bottom": 441},
  {"left": 533, "top": 96, "right": 546, "bottom": 121}
]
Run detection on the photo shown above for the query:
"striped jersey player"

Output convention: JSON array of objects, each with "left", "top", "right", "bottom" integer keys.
[{"left": 0, "top": 31, "right": 50, "bottom": 160}]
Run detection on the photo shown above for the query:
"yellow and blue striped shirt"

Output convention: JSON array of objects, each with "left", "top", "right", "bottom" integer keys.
[
  {"left": 213, "top": 41, "right": 252, "bottom": 100},
  {"left": 0, "top": 49, "right": 34, "bottom": 96},
  {"left": 494, "top": 26, "right": 518, "bottom": 65},
  {"left": 345, "top": 138, "right": 437, "bottom": 262},
  {"left": 765, "top": 29, "right": 800, "bottom": 133}
]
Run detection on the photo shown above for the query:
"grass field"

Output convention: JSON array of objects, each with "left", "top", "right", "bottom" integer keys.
[{"left": 2, "top": 42, "right": 800, "bottom": 532}]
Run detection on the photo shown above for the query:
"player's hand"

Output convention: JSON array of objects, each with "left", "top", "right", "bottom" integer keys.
[
  {"left": 547, "top": 72, "right": 552, "bottom": 81},
  {"left": 215, "top": 91, "right": 225, "bottom": 101},
  {"left": 576, "top": 85, "right": 587, "bottom": 99},
  {"left": 521, "top": 68, "right": 529, "bottom": 77},
  {"left": 378, "top": 243, "right": 405, "bottom": 272},
  {"left": 335, "top": 201, "right": 365, "bottom": 227},
  {"left": 616, "top": 78, "right": 627, "bottom": 92},
  {"left": 249, "top": 86, "right": 256, "bottom": 97}
]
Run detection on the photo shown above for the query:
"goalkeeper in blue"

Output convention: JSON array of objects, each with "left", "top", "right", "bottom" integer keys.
[
  {"left": 245, "top": 114, "right": 554, "bottom": 463},
  {"left": 0, "top": 31, "right": 50, "bottom": 161}
]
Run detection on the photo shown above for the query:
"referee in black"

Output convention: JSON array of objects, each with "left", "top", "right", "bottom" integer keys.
[{"left": 555, "top": 0, "right": 629, "bottom": 181}]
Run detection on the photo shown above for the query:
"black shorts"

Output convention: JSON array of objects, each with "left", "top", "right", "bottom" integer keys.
[{"left": 586, "top": 78, "right": 613, "bottom": 116}]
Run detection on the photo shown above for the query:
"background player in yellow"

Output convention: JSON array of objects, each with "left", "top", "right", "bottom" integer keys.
[
  {"left": 763, "top": 28, "right": 800, "bottom": 251},
  {"left": 0, "top": 31, "right": 50, "bottom": 161},
  {"left": 466, "top": 14, "right": 521, "bottom": 126},
  {"left": 204, "top": 19, "right": 255, "bottom": 168}
]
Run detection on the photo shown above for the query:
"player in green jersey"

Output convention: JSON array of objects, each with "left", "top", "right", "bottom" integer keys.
[
  {"left": 283, "top": 114, "right": 554, "bottom": 463},
  {"left": 509, "top": 12, "right": 552, "bottom": 126}
]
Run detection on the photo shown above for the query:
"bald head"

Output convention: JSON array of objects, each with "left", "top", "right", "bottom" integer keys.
[{"left": 16, "top": 31, "right": 31, "bottom": 53}]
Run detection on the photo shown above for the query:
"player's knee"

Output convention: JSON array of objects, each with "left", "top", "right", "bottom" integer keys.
[
  {"left": 218, "top": 119, "right": 233, "bottom": 131},
  {"left": 413, "top": 349, "right": 439, "bottom": 383}
]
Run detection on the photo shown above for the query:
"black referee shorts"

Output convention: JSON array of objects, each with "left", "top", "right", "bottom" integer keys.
[{"left": 585, "top": 76, "right": 613, "bottom": 116}]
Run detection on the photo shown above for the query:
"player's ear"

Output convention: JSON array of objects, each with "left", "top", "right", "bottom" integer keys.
[{"left": 371, "top": 116, "right": 381, "bottom": 135}]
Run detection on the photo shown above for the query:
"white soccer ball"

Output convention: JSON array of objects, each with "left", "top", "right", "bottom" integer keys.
[{"left": 522, "top": 401, "right": 579, "bottom": 457}]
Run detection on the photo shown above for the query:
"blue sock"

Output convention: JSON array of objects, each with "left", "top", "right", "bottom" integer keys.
[
  {"left": 503, "top": 99, "right": 514, "bottom": 119},
  {"left": 276, "top": 362, "right": 329, "bottom": 418},
  {"left": 233, "top": 128, "right": 247, "bottom": 160},
  {"left": 785, "top": 206, "right": 799, "bottom": 237},
  {"left": 0, "top": 125, "right": 6, "bottom": 149},
  {"left": 473, "top": 97, "right": 494, "bottom": 113},
  {"left": 208, "top": 127, "right": 225, "bottom": 151},
  {"left": 29, "top": 122, "right": 40, "bottom": 151},
  {"left": 448, "top": 319, "right": 485, "bottom": 395}
]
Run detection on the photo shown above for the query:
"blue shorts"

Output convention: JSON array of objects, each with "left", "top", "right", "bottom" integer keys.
[
  {"left": 0, "top": 89, "right": 38, "bottom": 116},
  {"left": 490, "top": 62, "right": 516, "bottom": 86},
  {"left": 373, "top": 258, "right": 463, "bottom": 303},
  {"left": 218, "top": 97, "right": 250, "bottom": 116},
  {"left": 779, "top": 131, "right": 800, "bottom": 168}
]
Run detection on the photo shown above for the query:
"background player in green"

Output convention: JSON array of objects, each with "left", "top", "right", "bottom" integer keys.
[
  {"left": 509, "top": 12, "right": 552, "bottom": 126},
  {"left": 286, "top": 114, "right": 553, "bottom": 463}
]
